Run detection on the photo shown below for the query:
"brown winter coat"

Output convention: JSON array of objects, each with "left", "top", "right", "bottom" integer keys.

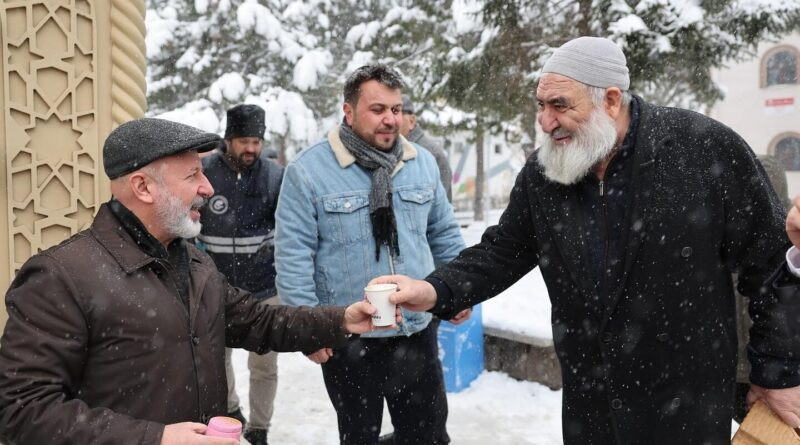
[{"left": 0, "top": 204, "right": 350, "bottom": 444}]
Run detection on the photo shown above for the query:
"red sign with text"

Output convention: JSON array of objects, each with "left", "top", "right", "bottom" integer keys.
[{"left": 765, "top": 97, "right": 795, "bottom": 107}]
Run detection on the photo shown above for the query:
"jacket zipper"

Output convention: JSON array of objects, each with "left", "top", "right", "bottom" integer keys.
[
  {"left": 386, "top": 245, "right": 396, "bottom": 275},
  {"left": 599, "top": 178, "right": 610, "bottom": 301},
  {"left": 232, "top": 172, "right": 241, "bottom": 284}
]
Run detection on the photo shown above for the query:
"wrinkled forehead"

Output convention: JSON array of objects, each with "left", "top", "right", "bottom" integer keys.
[{"left": 536, "top": 73, "right": 587, "bottom": 102}]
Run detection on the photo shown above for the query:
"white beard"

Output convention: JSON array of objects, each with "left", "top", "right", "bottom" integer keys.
[
  {"left": 155, "top": 192, "right": 205, "bottom": 239},
  {"left": 537, "top": 107, "right": 618, "bottom": 185}
]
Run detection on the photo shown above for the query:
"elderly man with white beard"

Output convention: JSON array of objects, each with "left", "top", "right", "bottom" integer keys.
[{"left": 370, "top": 36, "right": 800, "bottom": 445}]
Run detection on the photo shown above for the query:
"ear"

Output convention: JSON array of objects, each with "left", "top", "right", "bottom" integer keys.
[
  {"left": 129, "top": 172, "right": 156, "bottom": 204},
  {"left": 343, "top": 102, "right": 355, "bottom": 126},
  {"left": 408, "top": 114, "right": 417, "bottom": 129},
  {"left": 604, "top": 88, "right": 624, "bottom": 119}
]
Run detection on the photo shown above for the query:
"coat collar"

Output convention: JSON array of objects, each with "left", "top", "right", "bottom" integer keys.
[
  {"left": 91, "top": 202, "right": 205, "bottom": 275},
  {"left": 327, "top": 125, "right": 417, "bottom": 176}
]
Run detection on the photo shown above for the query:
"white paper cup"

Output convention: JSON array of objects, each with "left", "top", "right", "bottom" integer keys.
[{"left": 364, "top": 283, "right": 398, "bottom": 327}]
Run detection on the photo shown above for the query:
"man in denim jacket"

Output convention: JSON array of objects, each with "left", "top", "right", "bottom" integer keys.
[{"left": 275, "top": 64, "right": 468, "bottom": 444}]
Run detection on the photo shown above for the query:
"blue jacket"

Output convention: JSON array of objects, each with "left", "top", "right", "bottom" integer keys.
[
  {"left": 198, "top": 152, "right": 284, "bottom": 297},
  {"left": 275, "top": 127, "right": 465, "bottom": 337}
]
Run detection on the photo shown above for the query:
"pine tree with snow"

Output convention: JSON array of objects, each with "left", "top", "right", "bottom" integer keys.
[
  {"left": 418, "top": 0, "right": 800, "bottom": 147},
  {"left": 146, "top": 0, "right": 354, "bottom": 161}
]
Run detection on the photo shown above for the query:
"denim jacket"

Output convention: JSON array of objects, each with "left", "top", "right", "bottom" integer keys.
[{"left": 275, "top": 127, "right": 465, "bottom": 337}]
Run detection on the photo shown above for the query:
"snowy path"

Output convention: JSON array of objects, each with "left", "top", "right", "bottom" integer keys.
[{"left": 232, "top": 349, "right": 564, "bottom": 444}]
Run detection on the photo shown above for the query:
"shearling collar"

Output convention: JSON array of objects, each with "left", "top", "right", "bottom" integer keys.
[{"left": 327, "top": 125, "right": 416, "bottom": 175}]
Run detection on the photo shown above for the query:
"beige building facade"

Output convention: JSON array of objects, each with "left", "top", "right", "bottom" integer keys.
[
  {"left": 0, "top": 0, "right": 146, "bottom": 329},
  {"left": 710, "top": 33, "right": 800, "bottom": 196}
]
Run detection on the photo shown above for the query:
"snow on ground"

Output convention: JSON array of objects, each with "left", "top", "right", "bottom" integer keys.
[{"left": 232, "top": 350, "right": 564, "bottom": 444}]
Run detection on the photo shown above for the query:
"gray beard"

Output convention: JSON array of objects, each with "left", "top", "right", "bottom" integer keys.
[
  {"left": 155, "top": 193, "right": 205, "bottom": 239},
  {"left": 537, "top": 108, "right": 619, "bottom": 185}
]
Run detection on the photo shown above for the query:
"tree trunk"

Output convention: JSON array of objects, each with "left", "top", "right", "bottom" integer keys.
[
  {"left": 577, "top": 0, "right": 592, "bottom": 36},
  {"left": 522, "top": 97, "right": 538, "bottom": 157},
  {"left": 474, "top": 123, "right": 485, "bottom": 221},
  {"left": 276, "top": 134, "right": 288, "bottom": 166}
]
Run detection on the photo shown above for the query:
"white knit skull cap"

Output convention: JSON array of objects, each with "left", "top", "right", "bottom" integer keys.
[{"left": 541, "top": 36, "right": 630, "bottom": 90}]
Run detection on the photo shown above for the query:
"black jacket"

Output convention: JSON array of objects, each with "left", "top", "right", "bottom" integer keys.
[
  {"left": 199, "top": 152, "right": 284, "bottom": 297},
  {"left": 428, "top": 98, "right": 799, "bottom": 444}
]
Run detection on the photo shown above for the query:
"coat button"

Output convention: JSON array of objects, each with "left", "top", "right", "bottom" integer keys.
[
  {"left": 191, "top": 335, "right": 200, "bottom": 346},
  {"left": 602, "top": 332, "right": 613, "bottom": 343},
  {"left": 657, "top": 333, "right": 670, "bottom": 342},
  {"left": 344, "top": 201, "right": 351, "bottom": 209},
  {"left": 670, "top": 397, "right": 681, "bottom": 409},
  {"left": 611, "top": 398, "right": 623, "bottom": 410},
  {"left": 680, "top": 246, "right": 692, "bottom": 258}
]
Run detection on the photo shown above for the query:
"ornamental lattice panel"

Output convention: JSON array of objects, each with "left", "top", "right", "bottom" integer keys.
[
  {"left": 1, "top": 0, "right": 145, "bottom": 280},
  {"left": 2, "top": 0, "right": 99, "bottom": 276}
]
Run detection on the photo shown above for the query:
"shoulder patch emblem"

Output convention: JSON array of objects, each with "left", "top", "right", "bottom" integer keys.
[{"left": 209, "top": 195, "right": 228, "bottom": 215}]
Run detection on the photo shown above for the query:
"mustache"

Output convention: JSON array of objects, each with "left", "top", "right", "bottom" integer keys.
[
  {"left": 191, "top": 196, "right": 208, "bottom": 210},
  {"left": 550, "top": 128, "right": 570, "bottom": 139}
]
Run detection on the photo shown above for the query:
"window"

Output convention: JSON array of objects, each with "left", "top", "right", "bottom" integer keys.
[
  {"left": 770, "top": 133, "right": 800, "bottom": 171},
  {"left": 761, "top": 46, "right": 799, "bottom": 87}
]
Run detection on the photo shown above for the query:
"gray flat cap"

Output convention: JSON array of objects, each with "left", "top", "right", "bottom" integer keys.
[
  {"left": 541, "top": 36, "right": 630, "bottom": 90},
  {"left": 103, "top": 118, "right": 222, "bottom": 179},
  {"left": 402, "top": 94, "right": 415, "bottom": 114}
]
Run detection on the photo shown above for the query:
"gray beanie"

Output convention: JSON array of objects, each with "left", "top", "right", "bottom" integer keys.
[
  {"left": 103, "top": 118, "right": 222, "bottom": 179},
  {"left": 541, "top": 37, "right": 630, "bottom": 90}
]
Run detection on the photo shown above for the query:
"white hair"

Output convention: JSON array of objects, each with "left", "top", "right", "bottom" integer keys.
[{"left": 585, "top": 85, "right": 632, "bottom": 108}]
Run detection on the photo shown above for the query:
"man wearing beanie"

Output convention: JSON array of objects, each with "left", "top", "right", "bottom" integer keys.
[
  {"left": 275, "top": 64, "right": 470, "bottom": 444},
  {"left": 372, "top": 36, "right": 800, "bottom": 444},
  {"left": 0, "top": 118, "right": 388, "bottom": 444},
  {"left": 196, "top": 104, "right": 284, "bottom": 445}
]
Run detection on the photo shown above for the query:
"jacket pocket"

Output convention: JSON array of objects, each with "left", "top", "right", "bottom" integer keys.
[
  {"left": 398, "top": 186, "right": 434, "bottom": 235},
  {"left": 322, "top": 193, "right": 370, "bottom": 244}
]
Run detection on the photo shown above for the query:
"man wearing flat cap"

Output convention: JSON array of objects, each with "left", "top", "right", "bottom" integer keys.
[
  {"left": 374, "top": 36, "right": 800, "bottom": 444},
  {"left": 197, "top": 104, "right": 283, "bottom": 445},
  {"left": 0, "top": 118, "right": 389, "bottom": 444}
]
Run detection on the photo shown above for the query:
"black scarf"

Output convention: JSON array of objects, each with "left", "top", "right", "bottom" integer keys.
[
  {"left": 108, "top": 199, "right": 191, "bottom": 308},
  {"left": 339, "top": 121, "right": 403, "bottom": 261}
]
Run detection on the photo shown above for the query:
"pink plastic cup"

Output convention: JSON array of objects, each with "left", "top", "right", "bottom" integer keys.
[{"left": 206, "top": 416, "right": 242, "bottom": 440}]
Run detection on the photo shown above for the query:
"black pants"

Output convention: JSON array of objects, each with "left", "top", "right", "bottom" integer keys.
[{"left": 321, "top": 321, "right": 450, "bottom": 445}]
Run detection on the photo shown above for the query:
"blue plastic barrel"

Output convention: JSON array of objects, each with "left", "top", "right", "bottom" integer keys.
[{"left": 437, "top": 304, "right": 484, "bottom": 392}]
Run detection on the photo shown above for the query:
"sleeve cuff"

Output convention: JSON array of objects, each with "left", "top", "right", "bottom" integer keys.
[
  {"left": 748, "top": 346, "right": 800, "bottom": 389},
  {"left": 786, "top": 246, "right": 800, "bottom": 278},
  {"left": 425, "top": 276, "right": 459, "bottom": 319}
]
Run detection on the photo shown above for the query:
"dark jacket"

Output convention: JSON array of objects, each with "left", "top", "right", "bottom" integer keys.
[
  {"left": 428, "top": 99, "right": 799, "bottom": 444},
  {"left": 407, "top": 124, "right": 452, "bottom": 202},
  {"left": 198, "top": 152, "right": 284, "bottom": 296},
  {"left": 0, "top": 203, "right": 350, "bottom": 444}
]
